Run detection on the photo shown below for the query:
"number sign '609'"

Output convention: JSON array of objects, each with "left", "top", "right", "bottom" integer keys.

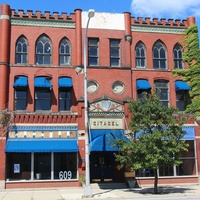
[{"left": 59, "top": 171, "right": 72, "bottom": 180}]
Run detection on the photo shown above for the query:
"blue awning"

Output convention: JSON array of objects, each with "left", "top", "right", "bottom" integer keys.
[
  {"left": 5, "top": 139, "right": 78, "bottom": 153},
  {"left": 136, "top": 80, "right": 151, "bottom": 90},
  {"left": 34, "top": 77, "right": 52, "bottom": 88},
  {"left": 89, "top": 130, "right": 129, "bottom": 152},
  {"left": 135, "top": 126, "right": 195, "bottom": 140},
  {"left": 182, "top": 126, "right": 195, "bottom": 139},
  {"left": 13, "top": 77, "right": 28, "bottom": 87},
  {"left": 175, "top": 81, "right": 190, "bottom": 91},
  {"left": 59, "top": 77, "right": 72, "bottom": 88}
]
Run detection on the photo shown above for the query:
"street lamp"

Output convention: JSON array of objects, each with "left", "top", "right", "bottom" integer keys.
[{"left": 83, "top": 9, "right": 95, "bottom": 198}]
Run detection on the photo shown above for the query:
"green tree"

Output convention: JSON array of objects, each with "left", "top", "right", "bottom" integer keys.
[
  {"left": 173, "top": 24, "right": 200, "bottom": 118},
  {"left": 114, "top": 93, "right": 188, "bottom": 194}
]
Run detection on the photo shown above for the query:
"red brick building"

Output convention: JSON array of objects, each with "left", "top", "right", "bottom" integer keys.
[{"left": 0, "top": 4, "right": 199, "bottom": 189}]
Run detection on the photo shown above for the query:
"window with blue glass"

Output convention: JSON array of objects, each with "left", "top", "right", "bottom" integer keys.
[
  {"left": 16, "top": 36, "right": 28, "bottom": 64},
  {"left": 135, "top": 42, "right": 146, "bottom": 68},
  {"left": 59, "top": 38, "right": 71, "bottom": 65},
  {"left": 174, "top": 44, "right": 184, "bottom": 69},
  {"left": 110, "top": 39, "right": 120, "bottom": 67},
  {"left": 88, "top": 38, "right": 99, "bottom": 66},
  {"left": 35, "top": 35, "right": 51, "bottom": 65},
  {"left": 153, "top": 41, "right": 167, "bottom": 69}
]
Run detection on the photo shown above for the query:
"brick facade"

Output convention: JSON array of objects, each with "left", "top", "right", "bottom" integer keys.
[{"left": 0, "top": 3, "right": 199, "bottom": 189}]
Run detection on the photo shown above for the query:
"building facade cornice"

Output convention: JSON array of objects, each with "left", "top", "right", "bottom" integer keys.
[
  {"left": 131, "top": 25, "right": 186, "bottom": 34},
  {"left": 11, "top": 18, "right": 75, "bottom": 28}
]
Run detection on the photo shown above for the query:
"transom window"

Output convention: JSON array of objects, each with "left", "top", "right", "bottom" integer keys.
[
  {"left": 153, "top": 41, "right": 167, "bottom": 69},
  {"left": 154, "top": 80, "right": 169, "bottom": 107},
  {"left": 59, "top": 38, "right": 71, "bottom": 65},
  {"left": 88, "top": 38, "right": 99, "bottom": 66},
  {"left": 174, "top": 44, "right": 184, "bottom": 69},
  {"left": 135, "top": 42, "right": 146, "bottom": 68},
  {"left": 110, "top": 39, "right": 120, "bottom": 67},
  {"left": 35, "top": 35, "right": 51, "bottom": 65},
  {"left": 16, "top": 36, "right": 28, "bottom": 64}
]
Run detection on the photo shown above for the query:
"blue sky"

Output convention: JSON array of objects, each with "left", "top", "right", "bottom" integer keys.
[{"left": 1, "top": 0, "right": 200, "bottom": 38}]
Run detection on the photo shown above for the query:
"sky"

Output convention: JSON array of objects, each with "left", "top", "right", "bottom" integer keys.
[{"left": 1, "top": 0, "right": 200, "bottom": 39}]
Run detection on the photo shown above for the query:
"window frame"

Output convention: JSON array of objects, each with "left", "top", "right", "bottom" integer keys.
[
  {"left": 59, "top": 88, "right": 71, "bottom": 111},
  {"left": 110, "top": 39, "right": 120, "bottom": 67},
  {"left": 154, "top": 80, "right": 169, "bottom": 107},
  {"left": 153, "top": 41, "right": 167, "bottom": 69},
  {"left": 135, "top": 42, "right": 146, "bottom": 68},
  {"left": 88, "top": 38, "right": 99, "bottom": 66},
  {"left": 14, "top": 88, "right": 27, "bottom": 111},
  {"left": 59, "top": 38, "right": 71, "bottom": 66},
  {"left": 176, "top": 90, "right": 189, "bottom": 111},
  {"left": 35, "top": 35, "right": 52, "bottom": 65},
  {"left": 15, "top": 36, "right": 28, "bottom": 64},
  {"left": 174, "top": 44, "right": 184, "bottom": 69}
]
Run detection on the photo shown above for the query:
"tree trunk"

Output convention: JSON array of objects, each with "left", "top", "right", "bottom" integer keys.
[{"left": 154, "top": 169, "right": 158, "bottom": 194}]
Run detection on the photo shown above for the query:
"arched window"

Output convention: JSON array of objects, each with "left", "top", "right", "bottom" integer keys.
[
  {"left": 153, "top": 41, "right": 167, "bottom": 69},
  {"left": 59, "top": 38, "right": 71, "bottom": 65},
  {"left": 16, "top": 36, "right": 28, "bottom": 64},
  {"left": 174, "top": 44, "right": 184, "bottom": 69},
  {"left": 135, "top": 42, "right": 146, "bottom": 68},
  {"left": 35, "top": 35, "right": 51, "bottom": 65}
]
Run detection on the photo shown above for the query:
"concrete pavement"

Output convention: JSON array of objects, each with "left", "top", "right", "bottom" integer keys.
[{"left": 0, "top": 183, "right": 200, "bottom": 200}]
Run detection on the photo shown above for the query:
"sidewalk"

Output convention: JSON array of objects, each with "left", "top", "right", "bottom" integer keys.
[{"left": 0, "top": 183, "right": 200, "bottom": 200}]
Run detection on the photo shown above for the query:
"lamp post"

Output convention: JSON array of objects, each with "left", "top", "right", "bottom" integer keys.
[{"left": 83, "top": 9, "right": 95, "bottom": 198}]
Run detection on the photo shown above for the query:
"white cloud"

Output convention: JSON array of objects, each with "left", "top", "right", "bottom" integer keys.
[{"left": 131, "top": 0, "right": 200, "bottom": 19}]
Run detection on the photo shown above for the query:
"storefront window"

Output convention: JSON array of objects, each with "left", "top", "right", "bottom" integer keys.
[
  {"left": 176, "top": 140, "right": 196, "bottom": 176},
  {"left": 34, "top": 153, "right": 51, "bottom": 180},
  {"left": 136, "top": 169, "right": 155, "bottom": 177},
  {"left": 136, "top": 140, "right": 196, "bottom": 178},
  {"left": 6, "top": 153, "right": 31, "bottom": 181},
  {"left": 6, "top": 152, "right": 77, "bottom": 181},
  {"left": 54, "top": 153, "right": 77, "bottom": 180}
]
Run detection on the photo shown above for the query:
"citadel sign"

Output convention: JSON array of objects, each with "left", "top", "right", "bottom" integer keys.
[{"left": 90, "top": 118, "right": 123, "bottom": 129}]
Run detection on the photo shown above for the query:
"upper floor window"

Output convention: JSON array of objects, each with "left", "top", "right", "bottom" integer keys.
[
  {"left": 59, "top": 38, "right": 71, "bottom": 65},
  {"left": 153, "top": 41, "right": 167, "bottom": 69},
  {"left": 13, "top": 76, "right": 28, "bottom": 110},
  {"left": 136, "top": 79, "right": 151, "bottom": 99},
  {"left": 110, "top": 39, "right": 120, "bottom": 67},
  {"left": 88, "top": 38, "right": 99, "bottom": 66},
  {"left": 58, "top": 77, "right": 72, "bottom": 111},
  {"left": 175, "top": 80, "right": 190, "bottom": 111},
  {"left": 154, "top": 80, "right": 169, "bottom": 107},
  {"left": 16, "top": 36, "right": 28, "bottom": 64},
  {"left": 34, "top": 77, "right": 52, "bottom": 111},
  {"left": 174, "top": 44, "right": 184, "bottom": 69},
  {"left": 35, "top": 35, "right": 51, "bottom": 65},
  {"left": 135, "top": 42, "right": 146, "bottom": 68}
]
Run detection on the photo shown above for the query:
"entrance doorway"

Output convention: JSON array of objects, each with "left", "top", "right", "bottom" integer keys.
[{"left": 90, "top": 152, "right": 115, "bottom": 182}]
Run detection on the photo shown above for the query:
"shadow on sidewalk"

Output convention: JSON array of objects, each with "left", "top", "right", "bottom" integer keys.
[{"left": 129, "top": 186, "right": 193, "bottom": 195}]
